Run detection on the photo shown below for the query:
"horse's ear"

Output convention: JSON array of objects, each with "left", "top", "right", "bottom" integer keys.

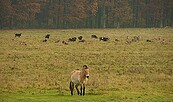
[{"left": 83, "top": 65, "right": 88, "bottom": 69}]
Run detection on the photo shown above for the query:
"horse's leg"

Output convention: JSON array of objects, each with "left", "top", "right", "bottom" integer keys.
[
  {"left": 75, "top": 84, "right": 80, "bottom": 95},
  {"left": 70, "top": 81, "right": 74, "bottom": 95},
  {"left": 82, "top": 84, "right": 85, "bottom": 96},
  {"left": 80, "top": 85, "right": 83, "bottom": 96}
]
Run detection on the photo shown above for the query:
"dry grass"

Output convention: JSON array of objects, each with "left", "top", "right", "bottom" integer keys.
[{"left": 0, "top": 28, "right": 173, "bottom": 101}]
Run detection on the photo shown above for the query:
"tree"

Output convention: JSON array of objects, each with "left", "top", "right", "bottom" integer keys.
[
  {"left": 0, "top": 0, "right": 172, "bottom": 29},
  {"left": 108, "top": 0, "right": 132, "bottom": 28},
  {"left": 12, "top": 0, "right": 41, "bottom": 28},
  {"left": 85, "top": 0, "right": 98, "bottom": 28},
  {"left": 0, "top": 0, "right": 13, "bottom": 28}
]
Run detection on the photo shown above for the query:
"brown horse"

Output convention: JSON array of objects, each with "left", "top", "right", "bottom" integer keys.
[{"left": 70, "top": 65, "right": 90, "bottom": 96}]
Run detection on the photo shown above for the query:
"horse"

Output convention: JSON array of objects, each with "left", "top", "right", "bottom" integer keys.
[{"left": 70, "top": 65, "right": 90, "bottom": 96}]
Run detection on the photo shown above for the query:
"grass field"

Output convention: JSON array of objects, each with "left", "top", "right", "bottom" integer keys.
[{"left": 0, "top": 28, "right": 173, "bottom": 102}]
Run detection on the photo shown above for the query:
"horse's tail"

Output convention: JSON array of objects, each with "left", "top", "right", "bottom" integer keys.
[{"left": 69, "top": 81, "right": 74, "bottom": 95}]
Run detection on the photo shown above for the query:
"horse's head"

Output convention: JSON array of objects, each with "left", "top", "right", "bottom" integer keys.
[{"left": 83, "top": 65, "right": 89, "bottom": 79}]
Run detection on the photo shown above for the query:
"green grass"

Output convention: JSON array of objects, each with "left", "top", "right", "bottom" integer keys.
[{"left": 0, "top": 28, "right": 173, "bottom": 102}]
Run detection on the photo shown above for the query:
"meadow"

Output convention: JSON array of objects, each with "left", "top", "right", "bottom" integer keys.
[{"left": 0, "top": 28, "right": 173, "bottom": 102}]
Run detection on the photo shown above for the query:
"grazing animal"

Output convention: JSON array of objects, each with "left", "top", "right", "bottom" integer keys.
[
  {"left": 43, "top": 39, "right": 47, "bottom": 42},
  {"left": 78, "top": 36, "right": 83, "bottom": 40},
  {"left": 62, "top": 41, "right": 68, "bottom": 45},
  {"left": 160, "top": 39, "right": 165, "bottom": 45},
  {"left": 99, "top": 37, "right": 109, "bottom": 41},
  {"left": 126, "top": 40, "right": 131, "bottom": 44},
  {"left": 125, "top": 36, "right": 131, "bottom": 44},
  {"left": 115, "top": 38, "right": 119, "bottom": 41},
  {"left": 131, "top": 35, "right": 140, "bottom": 42},
  {"left": 154, "top": 37, "right": 161, "bottom": 40},
  {"left": 134, "top": 36, "right": 140, "bottom": 41},
  {"left": 79, "top": 39, "right": 85, "bottom": 42},
  {"left": 132, "top": 38, "right": 137, "bottom": 42},
  {"left": 146, "top": 39, "right": 152, "bottom": 42},
  {"left": 55, "top": 40, "right": 60, "bottom": 43},
  {"left": 68, "top": 37, "right": 77, "bottom": 42},
  {"left": 15, "top": 33, "right": 22, "bottom": 37},
  {"left": 91, "top": 35, "right": 98, "bottom": 39},
  {"left": 20, "top": 42, "right": 27, "bottom": 46},
  {"left": 70, "top": 65, "right": 90, "bottom": 96},
  {"left": 45, "top": 34, "right": 50, "bottom": 39}
]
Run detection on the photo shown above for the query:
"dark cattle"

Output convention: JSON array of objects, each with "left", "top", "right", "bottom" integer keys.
[
  {"left": 15, "top": 33, "right": 22, "bottom": 37},
  {"left": 62, "top": 41, "right": 68, "bottom": 45},
  {"left": 115, "top": 38, "right": 119, "bottom": 41},
  {"left": 43, "top": 39, "right": 47, "bottom": 42},
  {"left": 79, "top": 39, "right": 85, "bottom": 42},
  {"left": 78, "top": 36, "right": 83, "bottom": 40},
  {"left": 68, "top": 37, "right": 77, "bottom": 42},
  {"left": 91, "top": 35, "right": 98, "bottom": 39},
  {"left": 45, "top": 34, "right": 50, "bottom": 39},
  {"left": 99, "top": 37, "right": 109, "bottom": 41},
  {"left": 146, "top": 39, "right": 152, "bottom": 42}
]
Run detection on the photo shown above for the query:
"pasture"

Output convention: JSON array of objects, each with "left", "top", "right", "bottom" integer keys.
[{"left": 0, "top": 28, "right": 173, "bottom": 102}]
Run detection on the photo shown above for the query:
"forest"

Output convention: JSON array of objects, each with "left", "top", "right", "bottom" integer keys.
[{"left": 0, "top": 0, "right": 173, "bottom": 29}]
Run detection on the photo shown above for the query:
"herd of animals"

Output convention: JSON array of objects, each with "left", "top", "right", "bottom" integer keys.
[{"left": 14, "top": 32, "right": 167, "bottom": 45}]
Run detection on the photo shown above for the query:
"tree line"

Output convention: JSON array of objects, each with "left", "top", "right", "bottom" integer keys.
[{"left": 0, "top": 0, "right": 173, "bottom": 29}]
